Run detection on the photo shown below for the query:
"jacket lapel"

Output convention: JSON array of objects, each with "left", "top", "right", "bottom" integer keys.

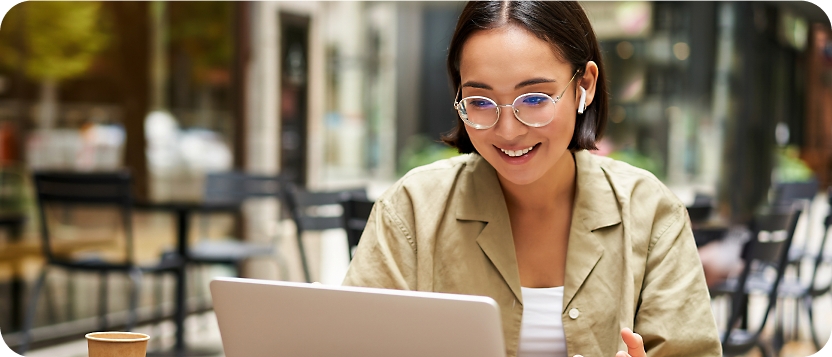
[
  {"left": 457, "top": 156, "right": 523, "bottom": 303},
  {"left": 563, "top": 151, "right": 622, "bottom": 310},
  {"left": 455, "top": 152, "right": 622, "bottom": 307}
]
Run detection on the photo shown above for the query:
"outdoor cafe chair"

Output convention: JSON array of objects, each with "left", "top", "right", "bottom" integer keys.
[
  {"left": 340, "top": 197, "right": 374, "bottom": 261},
  {"left": 187, "top": 171, "right": 292, "bottom": 278},
  {"left": 768, "top": 180, "right": 820, "bottom": 347},
  {"left": 19, "top": 171, "right": 182, "bottom": 354},
  {"left": 772, "top": 187, "right": 832, "bottom": 350},
  {"left": 150, "top": 171, "right": 293, "bottom": 340},
  {"left": 284, "top": 184, "right": 367, "bottom": 282},
  {"left": 711, "top": 205, "right": 799, "bottom": 357}
]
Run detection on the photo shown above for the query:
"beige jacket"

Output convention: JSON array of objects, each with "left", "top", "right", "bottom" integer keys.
[{"left": 343, "top": 150, "right": 721, "bottom": 357}]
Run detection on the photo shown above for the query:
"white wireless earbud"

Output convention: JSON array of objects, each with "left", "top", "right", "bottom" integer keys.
[{"left": 577, "top": 86, "right": 587, "bottom": 114}]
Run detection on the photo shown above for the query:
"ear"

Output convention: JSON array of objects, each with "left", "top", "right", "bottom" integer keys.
[{"left": 576, "top": 61, "right": 599, "bottom": 110}]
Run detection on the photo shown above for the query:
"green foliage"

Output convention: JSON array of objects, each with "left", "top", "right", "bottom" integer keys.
[
  {"left": 774, "top": 145, "right": 814, "bottom": 183},
  {"left": 607, "top": 148, "right": 663, "bottom": 179},
  {"left": 398, "top": 135, "right": 461, "bottom": 176},
  {"left": 0, "top": 2, "right": 110, "bottom": 81}
]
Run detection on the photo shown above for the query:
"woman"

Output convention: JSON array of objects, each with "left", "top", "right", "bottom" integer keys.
[{"left": 343, "top": 2, "right": 721, "bottom": 357}]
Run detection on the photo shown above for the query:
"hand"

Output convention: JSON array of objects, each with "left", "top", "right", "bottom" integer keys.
[{"left": 615, "top": 328, "right": 646, "bottom": 357}]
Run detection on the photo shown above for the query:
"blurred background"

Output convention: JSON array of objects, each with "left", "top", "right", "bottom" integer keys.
[{"left": 0, "top": 1, "right": 830, "bottom": 356}]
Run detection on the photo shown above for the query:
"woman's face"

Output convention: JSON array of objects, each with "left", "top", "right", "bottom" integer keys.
[{"left": 459, "top": 25, "right": 583, "bottom": 186}]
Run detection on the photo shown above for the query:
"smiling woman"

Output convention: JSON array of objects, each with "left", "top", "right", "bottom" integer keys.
[{"left": 342, "top": 2, "right": 721, "bottom": 357}]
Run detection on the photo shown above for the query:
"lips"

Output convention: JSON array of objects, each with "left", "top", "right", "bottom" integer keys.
[{"left": 497, "top": 143, "right": 540, "bottom": 157}]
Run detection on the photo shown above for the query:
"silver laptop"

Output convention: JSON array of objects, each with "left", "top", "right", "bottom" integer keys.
[{"left": 210, "top": 277, "right": 505, "bottom": 357}]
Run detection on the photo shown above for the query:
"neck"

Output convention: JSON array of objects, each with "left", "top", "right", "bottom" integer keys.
[{"left": 498, "top": 151, "right": 577, "bottom": 212}]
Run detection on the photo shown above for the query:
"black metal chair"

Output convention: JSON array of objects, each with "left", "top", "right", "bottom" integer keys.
[
  {"left": 187, "top": 172, "right": 291, "bottom": 278},
  {"left": 20, "top": 171, "right": 182, "bottom": 354},
  {"left": 712, "top": 205, "right": 800, "bottom": 357},
  {"left": 773, "top": 187, "right": 832, "bottom": 350},
  {"left": 285, "top": 185, "right": 367, "bottom": 282},
  {"left": 340, "top": 197, "right": 374, "bottom": 261},
  {"left": 768, "top": 180, "right": 820, "bottom": 348}
]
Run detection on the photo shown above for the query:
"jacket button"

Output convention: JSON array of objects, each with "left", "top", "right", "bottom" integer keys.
[{"left": 569, "top": 308, "right": 580, "bottom": 319}]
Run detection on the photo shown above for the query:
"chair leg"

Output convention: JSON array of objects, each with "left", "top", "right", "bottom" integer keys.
[
  {"left": 18, "top": 267, "right": 49, "bottom": 354},
  {"left": 66, "top": 271, "right": 75, "bottom": 321},
  {"left": 193, "top": 265, "right": 210, "bottom": 314},
  {"left": 793, "top": 297, "right": 800, "bottom": 342},
  {"left": 43, "top": 271, "right": 58, "bottom": 324},
  {"left": 773, "top": 298, "right": 784, "bottom": 355},
  {"left": 98, "top": 271, "right": 109, "bottom": 331},
  {"left": 793, "top": 293, "right": 800, "bottom": 341},
  {"left": 126, "top": 268, "right": 143, "bottom": 331},
  {"left": 152, "top": 272, "right": 165, "bottom": 350},
  {"left": 806, "top": 295, "right": 822, "bottom": 351},
  {"left": 296, "top": 234, "right": 312, "bottom": 283},
  {"left": 194, "top": 265, "right": 211, "bottom": 333}
]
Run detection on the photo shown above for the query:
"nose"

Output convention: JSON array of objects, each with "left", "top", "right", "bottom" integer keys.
[{"left": 493, "top": 105, "right": 528, "bottom": 141}]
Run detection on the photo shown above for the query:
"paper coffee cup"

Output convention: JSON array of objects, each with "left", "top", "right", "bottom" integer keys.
[{"left": 86, "top": 332, "right": 149, "bottom": 357}]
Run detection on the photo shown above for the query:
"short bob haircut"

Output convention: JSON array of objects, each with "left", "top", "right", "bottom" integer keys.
[{"left": 442, "top": 1, "right": 608, "bottom": 154}]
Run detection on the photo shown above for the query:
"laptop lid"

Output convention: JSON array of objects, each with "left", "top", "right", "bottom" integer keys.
[{"left": 210, "top": 277, "right": 505, "bottom": 357}]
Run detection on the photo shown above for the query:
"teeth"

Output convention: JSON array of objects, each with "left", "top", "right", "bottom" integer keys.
[{"left": 500, "top": 145, "right": 535, "bottom": 157}]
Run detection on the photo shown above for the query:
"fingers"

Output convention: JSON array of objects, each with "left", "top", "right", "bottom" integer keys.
[
  {"left": 620, "top": 328, "right": 646, "bottom": 357},
  {"left": 615, "top": 352, "right": 630, "bottom": 357}
]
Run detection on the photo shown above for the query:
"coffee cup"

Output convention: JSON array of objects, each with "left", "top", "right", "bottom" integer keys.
[{"left": 85, "top": 332, "right": 149, "bottom": 357}]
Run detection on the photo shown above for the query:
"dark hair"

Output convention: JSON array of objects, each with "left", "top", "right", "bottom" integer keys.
[{"left": 442, "top": 1, "right": 608, "bottom": 153}]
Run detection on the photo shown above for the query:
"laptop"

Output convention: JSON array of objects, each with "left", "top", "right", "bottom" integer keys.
[{"left": 209, "top": 277, "right": 505, "bottom": 357}]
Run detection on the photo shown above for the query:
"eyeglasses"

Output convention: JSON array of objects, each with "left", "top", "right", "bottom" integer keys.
[{"left": 453, "top": 70, "right": 579, "bottom": 130}]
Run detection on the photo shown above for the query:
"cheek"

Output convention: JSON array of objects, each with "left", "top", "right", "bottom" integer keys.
[
  {"left": 559, "top": 118, "right": 576, "bottom": 139},
  {"left": 465, "top": 127, "right": 487, "bottom": 151},
  {"left": 541, "top": 116, "right": 576, "bottom": 149}
]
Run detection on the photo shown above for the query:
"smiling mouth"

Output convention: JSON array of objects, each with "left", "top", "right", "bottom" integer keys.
[{"left": 497, "top": 143, "right": 540, "bottom": 157}]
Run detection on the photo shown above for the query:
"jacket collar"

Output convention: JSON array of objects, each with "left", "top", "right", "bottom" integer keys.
[
  {"left": 456, "top": 155, "right": 522, "bottom": 302},
  {"left": 563, "top": 150, "right": 621, "bottom": 310},
  {"left": 455, "top": 151, "right": 622, "bottom": 306}
]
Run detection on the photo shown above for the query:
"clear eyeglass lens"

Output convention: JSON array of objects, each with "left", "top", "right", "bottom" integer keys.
[
  {"left": 460, "top": 97, "right": 499, "bottom": 126},
  {"left": 460, "top": 94, "right": 555, "bottom": 127},
  {"left": 513, "top": 93, "right": 555, "bottom": 125}
]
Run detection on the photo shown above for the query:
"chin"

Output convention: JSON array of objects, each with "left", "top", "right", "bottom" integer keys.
[{"left": 494, "top": 166, "right": 546, "bottom": 186}]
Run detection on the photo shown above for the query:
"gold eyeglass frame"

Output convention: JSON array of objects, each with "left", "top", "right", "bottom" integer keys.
[{"left": 453, "top": 69, "right": 580, "bottom": 130}]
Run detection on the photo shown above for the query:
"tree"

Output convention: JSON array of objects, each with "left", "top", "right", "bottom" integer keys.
[{"left": 0, "top": 1, "right": 110, "bottom": 128}]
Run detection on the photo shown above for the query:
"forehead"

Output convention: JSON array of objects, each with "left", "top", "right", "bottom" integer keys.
[{"left": 458, "top": 25, "right": 570, "bottom": 84}]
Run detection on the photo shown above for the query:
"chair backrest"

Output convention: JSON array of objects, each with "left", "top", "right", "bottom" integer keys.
[
  {"left": 204, "top": 172, "right": 248, "bottom": 204},
  {"left": 286, "top": 185, "right": 367, "bottom": 233},
  {"left": 772, "top": 180, "right": 819, "bottom": 205},
  {"left": 687, "top": 193, "right": 714, "bottom": 226},
  {"left": 722, "top": 205, "right": 800, "bottom": 344},
  {"left": 32, "top": 171, "right": 134, "bottom": 263},
  {"left": 203, "top": 172, "right": 286, "bottom": 204},
  {"left": 340, "top": 197, "right": 374, "bottom": 260},
  {"left": 686, "top": 205, "right": 712, "bottom": 225}
]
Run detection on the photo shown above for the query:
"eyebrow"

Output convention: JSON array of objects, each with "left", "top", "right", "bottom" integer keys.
[{"left": 461, "top": 77, "right": 558, "bottom": 90}]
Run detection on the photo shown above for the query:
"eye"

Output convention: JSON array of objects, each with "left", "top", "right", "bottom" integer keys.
[
  {"left": 468, "top": 99, "right": 496, "bottom": 109},
  {"left": 519, "top": 95, "right": 549, "bottom": 106}
]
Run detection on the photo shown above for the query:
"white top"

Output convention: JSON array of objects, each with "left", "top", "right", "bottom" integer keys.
[{"left": 517, "top": 286, "right": 568, "bottom": 357}]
